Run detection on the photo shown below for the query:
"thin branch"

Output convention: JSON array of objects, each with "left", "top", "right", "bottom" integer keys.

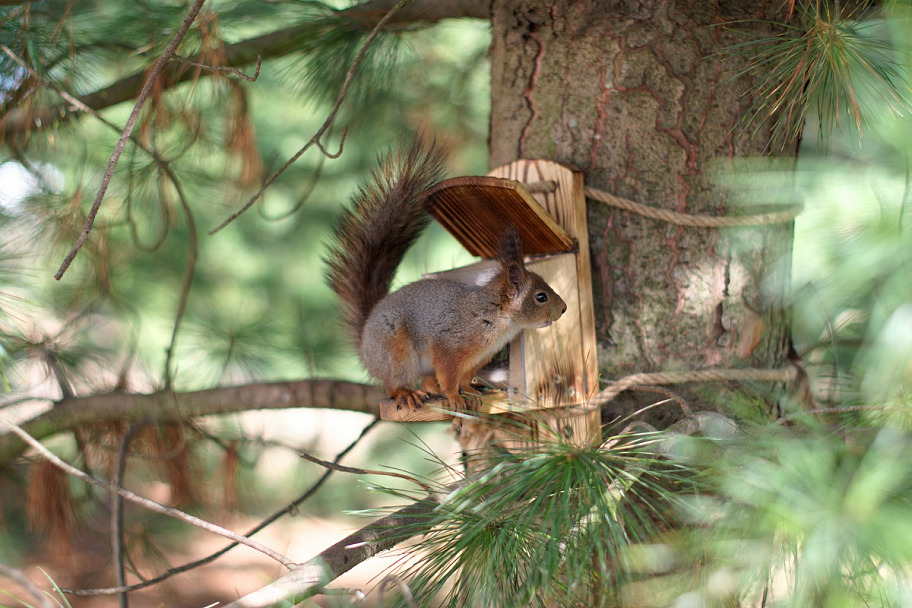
[
  {"left": 0, "top": 417, "right": 296, "bottom": 568},
  {"left": 314, "top": 126, "right": 348, "bottom": 159},
  {"left": 223, "top": 496, "right": 442, "bottom": 608},
  {"left": 297, "top": 450, "right": 431, "bottom": 493},
  {"left": 64, "top": 417, "right": 382, "bottom": 596},
  {"left": 171, "top": 53, "right": 262, "bottom": 81},
  {"left": 54, "top": 0, "right": 208, "bottom": 280},
  {"left": 209, "top": 0, "right": 409, "bottom": 234},
  {"left": 377, "top": 575, "right": 418, "bottom": 608},
  {"left": 113, "top": 419, "right": 154, "bottom": 608},
  {"left": 125, "top": 144, "right": 172, "bottom": 253},
  {"left": 162, "top": 171, "right": 199, "bottom": 390},
  {"left": 258, "top": 150, "right": 326, "bottom": 221}
]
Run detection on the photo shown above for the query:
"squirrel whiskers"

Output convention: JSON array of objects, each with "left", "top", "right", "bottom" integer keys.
[{"left": 325, "top": 138, "right": 567, "bottom": 413}]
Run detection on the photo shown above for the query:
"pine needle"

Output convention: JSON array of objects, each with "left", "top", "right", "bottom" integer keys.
[{"left": 383, "top": 435, "right": 694, "bottom": 607}]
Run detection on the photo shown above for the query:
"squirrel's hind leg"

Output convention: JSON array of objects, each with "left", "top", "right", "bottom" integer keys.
[
  {"left": 420, "top": 376, "right": 441, "bottom": 394},
  {"left": 362, "top": 320, "right": 427, "bottom": 411},
  {"left": 427, "top": 345, "right": 478, "bottom": 414}
]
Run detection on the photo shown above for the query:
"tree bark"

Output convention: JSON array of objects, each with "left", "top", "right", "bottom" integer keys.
[{"left": 488, "top": 0, "right": 796, "bottom": 419}]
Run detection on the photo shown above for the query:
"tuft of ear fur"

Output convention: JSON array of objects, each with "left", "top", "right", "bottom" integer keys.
[
  {"left": 499, "top": 226, "right": 527, "bottom": 297},
  {"left": 498, "top": 226, "right": 526, "bottom": 270}
]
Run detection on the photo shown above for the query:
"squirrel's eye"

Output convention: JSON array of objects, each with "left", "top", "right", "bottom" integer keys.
[{"left": 535, "top": 292, "right": 548, "bottom": 303}]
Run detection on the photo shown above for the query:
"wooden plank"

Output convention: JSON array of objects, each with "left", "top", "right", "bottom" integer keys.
[
  {"left": 535, "top": 405, "right": 601, "bottom": 447},
  {"left": 487, "top": 161, "right": 601, "bottom": 449},
  {"left": 380, "top": 391, "right": 529, "bottom": 422},
  {"left": 489, "top": 161, "right": 599, "bottom": 399},
  {"left": 509, "top": 254, "right": 585, "bottom": 408},
  {"left": 424, "top": 176, "right": 575, "bottom": 258}
]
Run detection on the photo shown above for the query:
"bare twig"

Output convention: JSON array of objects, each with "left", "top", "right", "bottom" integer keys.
[
  {"left": 314, "top": 126, "right": 348, "bottom": 159},
  {"left": 297, "top": 450, "right": 431, "bottom": 493},
  {"left": 256, "top": 126, "right": 348, "bottom": 222},
  {"left": 172, "top": 53, "right": 262, "bottom": 81},
  {"left": 376, "top": 574, "right": 418, "bottom": 607},
  {"left": 258, "top": 152, "right": 326, "bottom": 221},
  {"left": 0, "top": 417, "right": 296, "bottom": 569},
  {"left": 125, "top": 145, "right": 172, "bottom": 253},
  {"left": 54, "top": 0, "right": 208, "bottom": 280},
  {"left": 64, "top": 417, "right": 382, "bottom": 596},
  {"left": 611, "top": 385, "right": 694, "bottom": 427},
  {"left": 113, "top": 419, "right": 154, "bottom": 608},
  {"left": 162, "top": 177, "right": 199, "bottom": 389},
  {"left": 0, "top": 563, "right": 56, "bottom": 608},
  {"left": 209, "top": 0, "right": 410, "bottom": 234}
]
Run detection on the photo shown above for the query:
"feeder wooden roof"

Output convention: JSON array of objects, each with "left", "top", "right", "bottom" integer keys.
[{"left": 423, "top": 176, "right": 575, "bottom": 259}]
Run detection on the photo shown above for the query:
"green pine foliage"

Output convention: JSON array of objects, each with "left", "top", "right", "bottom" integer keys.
[
  {"left": 382, "top": 434, "right": 694, "bottom": 608},
  {"left": 729, "top": 0, "right": 912, "bottom": 147}
]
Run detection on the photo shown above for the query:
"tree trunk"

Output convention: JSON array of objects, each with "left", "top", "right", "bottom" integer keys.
[{"left": 488, "top": 0, "right": 796, "bottom": 423}]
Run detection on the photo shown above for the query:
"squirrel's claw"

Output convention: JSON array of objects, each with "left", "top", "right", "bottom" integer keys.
[
  {"left": 460, "top": 390, "right": 482, "bottom": 413},
  {"left": 391, "top": 388, "right": 429, "bottom": 412},
  {"left": 442, "top": 389, "right": 482, "bottom": 414}
]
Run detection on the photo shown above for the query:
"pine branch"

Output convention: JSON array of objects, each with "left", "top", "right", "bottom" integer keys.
[
  {"left": 53, "top": 0, "right": 208, "bottom": 280},
  {"left": 0, "top": 0, "right": 489, "bottom": 141},
  {"left": 0, "top": 380, "right": 386, "bottom": 465}
]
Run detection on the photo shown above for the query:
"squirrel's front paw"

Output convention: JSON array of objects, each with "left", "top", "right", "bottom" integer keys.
[{"left": 390, "top": 388, "right": 429, "bottom": 412}]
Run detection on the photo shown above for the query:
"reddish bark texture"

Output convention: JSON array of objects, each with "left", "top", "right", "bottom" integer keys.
[{"left": 489, "top": 0, "right": 795, "bottom": 398}]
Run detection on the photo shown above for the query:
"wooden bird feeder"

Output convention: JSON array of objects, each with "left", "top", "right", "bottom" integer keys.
[{"left": 379, "top": 160, "right": 599, "bottom": 443}]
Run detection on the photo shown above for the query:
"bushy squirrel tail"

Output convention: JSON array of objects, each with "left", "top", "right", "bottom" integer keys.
[{"left": 324, "top": 137, "right": 447, "bottom": 350}]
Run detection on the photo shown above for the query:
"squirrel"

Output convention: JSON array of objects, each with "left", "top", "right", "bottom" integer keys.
[{"left": 324, "top": 138, "right": 567, "bottom": 413}]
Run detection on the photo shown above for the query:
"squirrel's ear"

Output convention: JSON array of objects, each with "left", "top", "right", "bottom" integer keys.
[
  {"left": 498, "top": 226, "right": 526, "bottom": 270},
  {"left": 505, "top": 261, "right": 524, "bottom": 295},
  {"left": 499, "top": 226, "right": 526, "bottom": 296}
]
